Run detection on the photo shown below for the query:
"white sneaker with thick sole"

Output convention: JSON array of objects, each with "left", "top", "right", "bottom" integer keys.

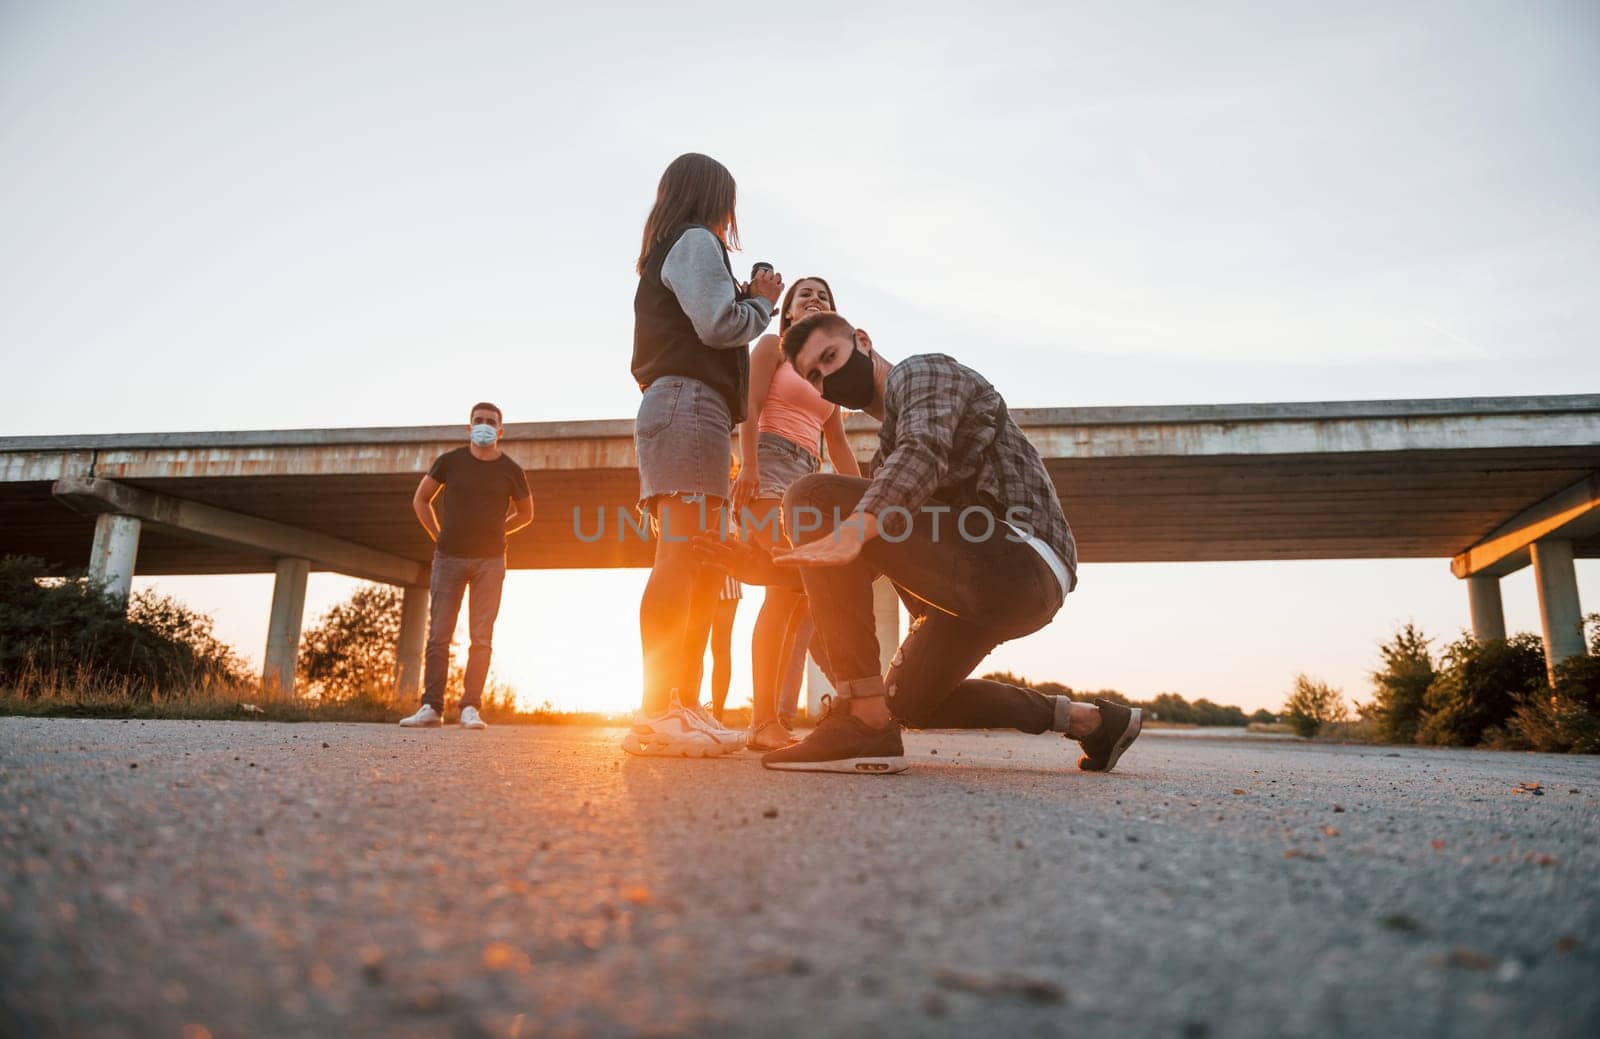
[
  {"left": 460, "top": 706, "right": 487, "bottom": 730},
  {"left": 681, "top": 701, "right": 745, "bottom": 753},
  {"left": 399, "top": 704, "right": 443, "bottom": 728},
  {"left": 621, "top": 705, "right": 727, "bottom": 757}
]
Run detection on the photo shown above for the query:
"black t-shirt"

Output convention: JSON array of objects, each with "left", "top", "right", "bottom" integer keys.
[{"left": 426, "top": 447, "right": 532, "bottom": 558}]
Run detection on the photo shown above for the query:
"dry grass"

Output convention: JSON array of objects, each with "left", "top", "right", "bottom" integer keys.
[
  {"left": 1314, "top": 716, "right": 1381, "bottom": 742},
  {"left": 0, "top": 668, "right": 630, "bottom": 726}
]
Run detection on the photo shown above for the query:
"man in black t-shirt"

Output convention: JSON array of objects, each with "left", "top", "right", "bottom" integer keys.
[{"left": 400, "top": 402, "right": 534, "bottom": 729}]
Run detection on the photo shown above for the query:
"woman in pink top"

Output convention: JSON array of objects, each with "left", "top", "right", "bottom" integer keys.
[{"left": 732, "top": 276, "right": 862, "bottom": 750}]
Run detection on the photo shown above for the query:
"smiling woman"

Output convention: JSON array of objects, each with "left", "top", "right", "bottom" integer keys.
[{"left": 736, "top": 275, "right": 862, "bottom": 750}]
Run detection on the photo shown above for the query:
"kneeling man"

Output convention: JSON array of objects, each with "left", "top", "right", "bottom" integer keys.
[{"left": 758, "top": 313, "right": 1140, "bottom": 774}]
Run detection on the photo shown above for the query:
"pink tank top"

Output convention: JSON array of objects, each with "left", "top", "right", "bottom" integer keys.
[{"left": 758, "top": 357, "right": 835, "bottom": 455}]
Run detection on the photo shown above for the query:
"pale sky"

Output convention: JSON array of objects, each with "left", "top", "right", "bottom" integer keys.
[{"left": 2, "top": 1, "right": 1597, "bottom": 714}]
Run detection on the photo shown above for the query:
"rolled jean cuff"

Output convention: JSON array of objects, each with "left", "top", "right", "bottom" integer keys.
[{"left": 834, "top": 675, "right": 886, "bottom": 700}]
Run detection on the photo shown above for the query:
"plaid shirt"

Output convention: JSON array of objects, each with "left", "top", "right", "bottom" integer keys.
[{"left": 856, "top": 353, "right": 1077, "bottom": 588}]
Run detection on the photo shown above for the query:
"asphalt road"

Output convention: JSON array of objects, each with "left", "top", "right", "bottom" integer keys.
[{"left": 2, "top": 718, "right": 1597, "bottom": 1039}]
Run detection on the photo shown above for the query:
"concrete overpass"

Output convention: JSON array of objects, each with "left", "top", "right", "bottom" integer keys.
[{"left": 3, "top": 394, "right": 1597, "bottom": 693}]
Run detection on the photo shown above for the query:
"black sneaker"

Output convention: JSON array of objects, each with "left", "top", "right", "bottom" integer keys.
[
  {"left": 761, "top": 700, "right": 908, "bottom": 775},
  {"left": 1076, "top": 698, "right": 1142, "bottom": 772}
]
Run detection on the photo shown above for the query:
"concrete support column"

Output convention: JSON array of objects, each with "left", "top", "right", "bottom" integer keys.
[
  {"left": 873, "top": 576, "right": 901, "bottom": 676},
  {"left": 1466, "top": 575, "right": 1506, "bottom": 642},
  {"left": 1531, "top": 538, "right": 1585, "bottom": 677},
  {"left": 395, "top": 585, "right": 429, "bottom": 698},
  {"left": 87, "top": 513, "right": 141, "bottom": 605},
  {"left": 263, "top": 558, "right": 310, "bottom": 695},
  {"left": 802, "top": 576, "right": 903, "bottom": 717}
]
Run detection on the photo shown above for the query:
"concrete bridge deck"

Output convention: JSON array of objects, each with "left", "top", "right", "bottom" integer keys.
[{"left": 5, "top": 395, "right": 1597, "bottom": 572}]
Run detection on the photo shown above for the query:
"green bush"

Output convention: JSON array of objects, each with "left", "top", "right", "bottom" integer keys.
[
  {"left": 975, "top": 675, "right": 1251, "bottom": 725},
  {"left": 1283, "top": 674, "right": 1349, "bottom": 737},
  {"left": 0, "top": 555, "right": 246, "bottom": 698},
  {"left": 1552, "top": 621, "right": 1600, "bottom": 714},
  {"left": 1362, "top": 623, "right": 1435, "bottom": 744},
  {"left": 1502, "top": 687, "right": 1600, "bottom": 754},
  {"left": 297, "top": 584, "right": 404, "bottom": 701},
  {"left": 1416, "top": 632, "right": 1545, "bottom": 747},
  {"left": 981, "top": 671, "right": 1078, "bottom": 700},
  {"left": 1143, "top": 691, "right": 1189, "bottom": 722},
  {"left": 1189, "top": 698, "right": 1249, "bottom": 726},
  {"left": 1502, "top": 615, "right": 1600, "bottom": 753},
  {"left": 1248, "top": 708, "right": 1278, "bottom": 725},
  {"left": 1142, "top": 693, "right": 1248, "bottom": 726}
]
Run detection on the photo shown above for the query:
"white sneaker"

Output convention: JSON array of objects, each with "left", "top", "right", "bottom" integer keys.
[
  {"left": 621, "top": 704, "right": 726, "bottom": 757},
  {"left": 460, "top": 706, "right": 487, "bottom": 730},
  {"left": 399, "top": 704, "right": 442, "bottom": 728},
  {"left": 680, "top": 699, "right": 745, "bottom": 752}
]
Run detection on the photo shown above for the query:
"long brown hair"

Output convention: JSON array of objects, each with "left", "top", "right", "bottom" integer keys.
[
  {"left": 779, "top": 276, "right": 838, "bottom": 334},
  {"left": 636, "top": 153, "right": 741, "bottom": 273}
]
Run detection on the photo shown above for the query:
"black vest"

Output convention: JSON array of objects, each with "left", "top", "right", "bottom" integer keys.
[{"left": 630, "top": 223, "right": 749, "bottom": 425}]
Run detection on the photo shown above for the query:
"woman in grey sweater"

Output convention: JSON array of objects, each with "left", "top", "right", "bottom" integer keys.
[{"left": 624, "top": 153, "right": 784, "bottom": 757}]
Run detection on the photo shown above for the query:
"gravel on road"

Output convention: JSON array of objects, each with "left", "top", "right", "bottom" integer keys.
[{"left": 2, "top": 718, "right": 1597, "bottom": 1038}]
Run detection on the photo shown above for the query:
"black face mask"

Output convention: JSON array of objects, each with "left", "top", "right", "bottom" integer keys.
[{"left": 821, "top": 345, "right": 876, "bottom": 409}]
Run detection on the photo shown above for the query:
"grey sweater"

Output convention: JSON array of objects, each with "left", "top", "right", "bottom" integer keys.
[{"left": 659, "top": 228, "right": 773, "bottom": 348}]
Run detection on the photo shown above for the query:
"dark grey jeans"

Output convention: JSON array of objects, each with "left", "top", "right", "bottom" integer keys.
[
  {"left": 783, "top": 474, "right": 1066, "bottom": 732},
  {"left": 422, "top": 553, "right": 507, "bottom": 711}
]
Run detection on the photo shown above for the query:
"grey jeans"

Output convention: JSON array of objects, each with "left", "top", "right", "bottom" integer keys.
[{"left": 423, "top": 553, "right": 507, "bottom": 711}]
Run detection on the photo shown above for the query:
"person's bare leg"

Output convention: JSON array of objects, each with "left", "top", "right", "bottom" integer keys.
[
  {"left": 774, "top": 597, "right": 812, "bottom": 720},
  {"left": 743, "top": 498, "right": 796, "bottom": 729},
  {"left": 709, "top": 599, "right": 737, "bottom": 719},
  {"left": 676, "top": 557, "right": 724, "bottom": 707},
  {"left": 1063, "top": 702, "right": 1101, "bottom": 737},
  {"left": 637, "top": 497, "right": 716, "bottom": 715},
  {"left": 750, "top": 586, "right": 803, "bottom": 728}
]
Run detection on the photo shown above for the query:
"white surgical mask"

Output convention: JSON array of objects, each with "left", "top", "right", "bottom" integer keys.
[{"left": 469, "top": 423, "right": 498, "bottom": 446}]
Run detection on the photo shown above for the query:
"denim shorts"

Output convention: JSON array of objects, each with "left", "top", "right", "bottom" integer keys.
[
  {"left": 635, "top": 375, "right": 734, "bottom": 511},
  {"left": 756, "top": 431, "right": 821, "bottom": 500}
]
